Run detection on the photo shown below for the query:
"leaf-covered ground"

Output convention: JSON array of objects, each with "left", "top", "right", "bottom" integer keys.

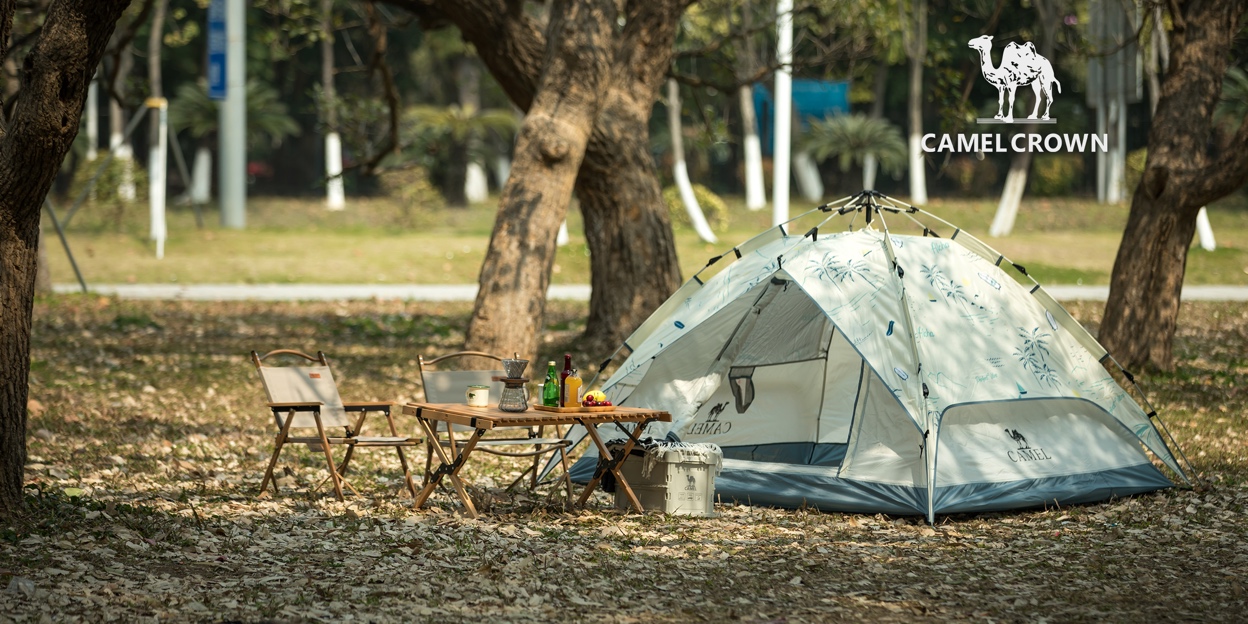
[{"left": 3, "top": 297, "right": 1247, "bottom": 622}]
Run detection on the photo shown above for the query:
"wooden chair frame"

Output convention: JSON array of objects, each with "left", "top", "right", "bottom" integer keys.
[
  {"left": 252, "top": 349, "right": 419, "bottom": 500},
  {"left": 418, "top": 350, "right": 573, "bottom": 499}
]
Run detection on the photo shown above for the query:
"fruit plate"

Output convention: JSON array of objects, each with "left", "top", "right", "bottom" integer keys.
[{"left": 533, "top": 404, "right": 614, "bottom": 413}]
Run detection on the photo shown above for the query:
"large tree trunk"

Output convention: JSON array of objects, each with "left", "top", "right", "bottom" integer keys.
[
  {"left": 1101, "top": 0, "right": 1248, "bottom": 370},
  {"left": 462, "top": 0, "right": 615, "bottom": 364},
  {"left": 578, "top": 92, "right": 681, "bottom": 354},
  {"left": 0, "top": 0, "right": 133, "bottom": 515},
  {"left": 393, "top": 0, "right": 689, "bottom": 357}
]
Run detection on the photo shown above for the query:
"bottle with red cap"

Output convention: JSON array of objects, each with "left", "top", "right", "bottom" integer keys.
[{"left": 560, "top": 353, "right": 573, "bottom": 407}]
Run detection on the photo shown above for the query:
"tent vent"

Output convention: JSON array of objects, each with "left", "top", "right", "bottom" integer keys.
[{"left": 729, "top": 367, "right": 756, "bottom": 413}]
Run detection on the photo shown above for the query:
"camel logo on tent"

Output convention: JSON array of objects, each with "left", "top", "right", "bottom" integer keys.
[
  {"left": 1004, "top": 428, "right": 1053, "bottom": 462},
  {"left": 968, "top": 35, "right": 1060, "bottom": 124},
  {"left": 689, "top": 402, "right": 732, "bottom": 436}
]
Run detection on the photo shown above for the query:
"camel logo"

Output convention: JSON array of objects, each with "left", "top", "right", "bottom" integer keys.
[
  {"left": 1005, "top": 428, "right": 1030, "bottom": 449},
  {"left": 688, "top": 401, "right": 732, "bottom": 436},
  {"left": 1004, "top": 428, "right": 1053, "bottom": 463},
  {"left": 708, "top": 402, "right": 728, "bottom": 420},
  {"left": 968, "top": 35, "right": 1061, "bottom": 124}
]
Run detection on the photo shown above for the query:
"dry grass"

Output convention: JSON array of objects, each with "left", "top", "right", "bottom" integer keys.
[
  {"left": 44, "top": 194, "right": 1248, "bottom": 287},
  {"left": 1, "top": 297, "right": 1246, "bottom": 622}
]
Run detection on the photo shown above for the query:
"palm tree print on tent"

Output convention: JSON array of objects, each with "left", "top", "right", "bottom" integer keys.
[
  {"left": 921, "top": 264, "right": 971, "bottom": 307},
  {"left": 808, "top": 253, "right": 874, "bottom": 287},
  {"left": 1014, "top": 327, "right": 1060, "bottom": 387}
]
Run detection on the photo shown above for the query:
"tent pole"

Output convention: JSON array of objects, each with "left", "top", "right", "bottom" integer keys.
[{"left": 872, "top": 204, "right": 936, "bottom": 523}]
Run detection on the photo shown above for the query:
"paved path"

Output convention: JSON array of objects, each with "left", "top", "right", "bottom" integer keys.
[{"left": 52, "top": 283, "right": 1248, "bottom": 302}]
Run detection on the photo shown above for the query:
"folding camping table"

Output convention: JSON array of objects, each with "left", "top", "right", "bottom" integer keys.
[{"left": 402, "top": 403, "right": 671, "bottom": 518}]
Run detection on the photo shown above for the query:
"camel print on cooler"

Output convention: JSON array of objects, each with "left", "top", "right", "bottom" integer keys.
[{"left": 968, "top": 35, "right": 1061, "bottom": 123}]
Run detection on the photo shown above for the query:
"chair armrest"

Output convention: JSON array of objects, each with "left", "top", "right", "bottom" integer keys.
[
  {"left": 268, "top": 402, "right": 323, "bottom": 411},
  {"left": 343, "top": 401, "right": 393, "bottom": 412}
]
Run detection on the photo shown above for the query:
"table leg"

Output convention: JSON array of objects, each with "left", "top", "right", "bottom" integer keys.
[
  {"left": 576, "top": 420, "right": 646, "bottom": 513},
  {"left": 412, "top": 416, "right": 484, "bottom": 518}
]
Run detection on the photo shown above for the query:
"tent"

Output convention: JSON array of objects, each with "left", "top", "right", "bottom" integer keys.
[{"left": 560, "top": 192, "right": 1193, "bottom": 521}]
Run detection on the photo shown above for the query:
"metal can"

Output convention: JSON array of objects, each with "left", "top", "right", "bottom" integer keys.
[{"left": 466, "top": 385, "right": 490, "bottom": 407}]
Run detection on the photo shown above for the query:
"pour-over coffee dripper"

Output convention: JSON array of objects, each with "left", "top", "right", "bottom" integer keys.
[{"left": 498, "top": 356, "right": 530, "bottom": 412}]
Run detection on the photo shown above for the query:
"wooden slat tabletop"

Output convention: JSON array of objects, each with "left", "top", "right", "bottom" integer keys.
[{"left": 401, "top": 403, "right": 670, "bottom": 430}]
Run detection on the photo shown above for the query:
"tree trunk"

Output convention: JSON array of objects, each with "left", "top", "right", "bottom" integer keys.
[
  {"left": 147, "top": 0, "right": 165, "bottom": 148},
  {"left": 323, "top": 0, "right": 345, "bottom": 210},
  {"left": 1100, "top": 0, "right": 1248, "bottom": 370},
  {"left": 1102, "top": 190, "right": 1198, "bottom": 369},
  {"left": 737, "top": 0, "right": 766, "bottom": 210},
  {"left": 457, "top": 56, "right": 488, "bottom": 204},
  {"left": 577, "top": 91, "right": 681, "bottom": 354},
  {"left": 862, "top": 62, "right": 888, "bottom": 191},
  {"left": 989, "top": 0, "right": 1058, "bottom": 238},
  {"left": 903, "top": 0, "right": 927, "bottom": 204},
  {"left": 390, "top": 0, "right": 688, "bottom": 356},
  {"left": 0, "top": 0, "right": 133, "bottom": 515},
  {"left": 34, "top": 213, "right": 50, "bottom": 294},
  {"left": 667, "top": 78, "right": 716, "bottom": 244},
  {"left": 463, "top": 0, "right": 615, "bottom": 364},
  {"left": 443, "top": 137, "right": 469, "bottom": 207}
]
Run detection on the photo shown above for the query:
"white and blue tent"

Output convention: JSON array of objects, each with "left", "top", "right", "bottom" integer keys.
[{"left": 560, "top": 192, "right": 1193, "bottom": 521}]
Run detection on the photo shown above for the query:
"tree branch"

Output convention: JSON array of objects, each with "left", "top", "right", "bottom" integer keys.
[
  {"left": 356, "top": 1, "right": 399, "bottom": 176},
  {"left": 1188, "top": 114, "right": 1248, "bottom": 206},
  {"left": 104, "top": 0, "right": 154, "bottom": 108}
]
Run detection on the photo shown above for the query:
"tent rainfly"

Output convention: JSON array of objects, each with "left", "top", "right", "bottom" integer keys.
[{"left": 560, "top": 191, "right": 1194, "bottom": 521}]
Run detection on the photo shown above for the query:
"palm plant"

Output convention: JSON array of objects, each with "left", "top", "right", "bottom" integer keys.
[
  {"left": 1217, "top": 66, "right": 1248, "bottom": 132},
  {"left": 800, "top": 113, "right": 907, "bottom": 178},
  {"left": 168, "top": 80, "right": 301, "bottom": 151},
  {"left": 404, "top": 104, "right": 518, "bottom": 206}
]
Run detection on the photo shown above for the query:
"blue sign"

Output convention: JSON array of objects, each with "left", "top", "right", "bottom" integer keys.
[
  {"left": 207, "top": 0, "right": 226, "bottom": 101},
  {"left": 753, "top": 79, "right": 850, "bottom": 155}
]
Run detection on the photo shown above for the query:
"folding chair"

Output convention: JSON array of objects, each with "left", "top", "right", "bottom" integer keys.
[
  {"left": 418, "top": 351, "right": 573, "bottom": 498},
  {"left": 252, "top": 349, "right": 419, "bottom": 500}
]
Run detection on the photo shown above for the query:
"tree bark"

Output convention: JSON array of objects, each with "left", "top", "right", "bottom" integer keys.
[
  {"left": 389, "top": 0, "right": 688, "bottom": 356},
  {"left": 0, "top": 0, "right": 133, "bottom": 515},
  {"left": 462, "top": 0, "right": 615, "bottom": 364},
  {"left": 1101, "top": 0, "right": 1248, "bottom": 370}
]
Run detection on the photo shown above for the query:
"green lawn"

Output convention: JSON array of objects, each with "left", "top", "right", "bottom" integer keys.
[{"left": 44, "top": 192, "right": 1248, "bottom": 286}]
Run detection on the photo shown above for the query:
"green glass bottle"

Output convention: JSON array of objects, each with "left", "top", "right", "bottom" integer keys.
[{"left": 542, "top": 361, "right": 560, "bottom": 407}]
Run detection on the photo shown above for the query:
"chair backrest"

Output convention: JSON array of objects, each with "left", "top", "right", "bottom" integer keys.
[
  {"left": 253, "top": 350, "right": 350, "bottom": 430},
  {"left": 418, "top": 351, "right": 505, "bottom": 404}
]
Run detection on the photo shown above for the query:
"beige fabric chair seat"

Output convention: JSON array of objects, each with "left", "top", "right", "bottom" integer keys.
[{"left": 252, "top": 349, "right": 419, "bottom": 500}]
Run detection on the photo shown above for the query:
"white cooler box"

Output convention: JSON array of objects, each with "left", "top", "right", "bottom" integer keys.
[{"left": 612, "top": 443, "right": 722, "bottom": 517}]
